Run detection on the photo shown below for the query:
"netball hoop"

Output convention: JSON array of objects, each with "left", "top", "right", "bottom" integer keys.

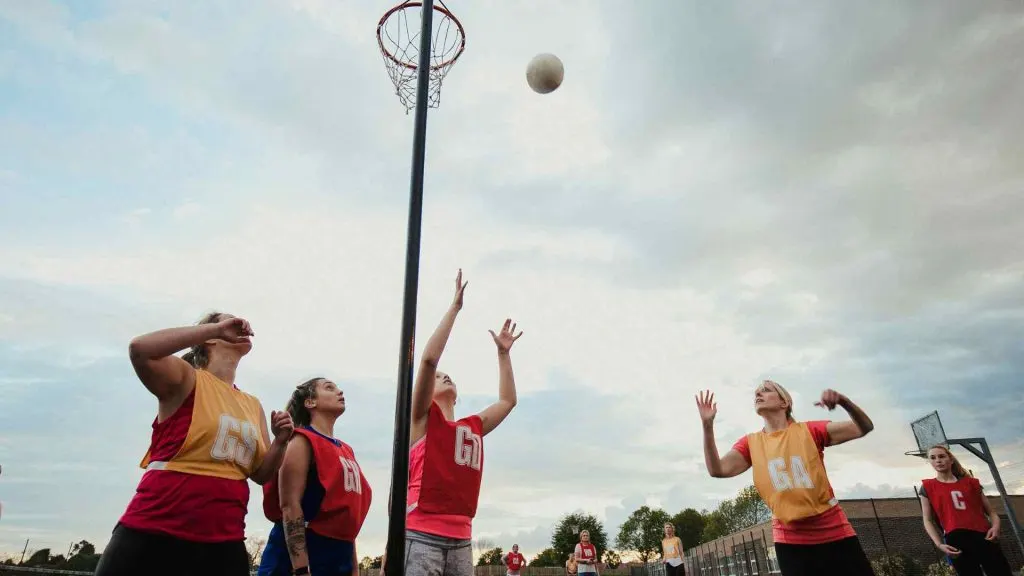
[{"left": 377, "top": 0, "right": 466, "bottom": 113}]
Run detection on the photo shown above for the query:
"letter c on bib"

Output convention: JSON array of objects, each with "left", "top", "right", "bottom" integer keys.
[{"left": 951, "top": 490, "right": 966, "bottom": 510}]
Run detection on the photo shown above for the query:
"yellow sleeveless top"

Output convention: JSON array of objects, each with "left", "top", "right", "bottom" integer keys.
[
  {"left": 662, "top": 536, "right": 683, "bottom": 560},
  {"left": 747, "top": 421, "right": 837, "bottom": 523},
  {"left": 140, "top": 369, "right": 267, "bottom": 480}
]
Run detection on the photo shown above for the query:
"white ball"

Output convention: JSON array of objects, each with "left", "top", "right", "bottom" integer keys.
[{"left": 526, "top": 53, "right": 564, "bottom": 94}]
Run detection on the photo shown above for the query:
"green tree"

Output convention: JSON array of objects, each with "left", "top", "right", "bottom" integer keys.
[
  {"left": 701, "top": 505, "right": 733, "bottom": 542},
  {"left": 615, "top": 505, "right": 672, "bottom": 563},
  {"left": 23, "top": 549, "right": 51, "bottom": 567},
  {"left": 669, "top": 508, "right": 706, "bottom": 547},
  {"left": 732, "top": 485, "right": 770, "bottom": 529},
  {"left": 64, "top": 541, "right": 101, "bottom": 573},
  {"left": 551, "top": 513, "right": 608, "bottom": 565},
  {"left": 603, "top": 550, "right": 621, "bottom": 569},
  {"left": 478, "top": 547, "right": 505, "bottom": 566},
  {"left": 530, "top": 548, "right": 563, "bottom": 567}
]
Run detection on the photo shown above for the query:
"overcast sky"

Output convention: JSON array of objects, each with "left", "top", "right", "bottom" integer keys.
[{"left": 1, "top": 0, "right": 1022, "bottom": 563}]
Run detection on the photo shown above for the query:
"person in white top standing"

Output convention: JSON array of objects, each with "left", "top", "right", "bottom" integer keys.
[
  {"left": 661, "top": 523, "right": 685, "bottom": 576},
  {"left": 574, "top": 530, "right": 600, "bottom": 576}
]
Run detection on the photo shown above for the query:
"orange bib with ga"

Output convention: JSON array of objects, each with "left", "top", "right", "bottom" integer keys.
[{"left": 747, "top": 421, "right": 837, "bottom": 523}]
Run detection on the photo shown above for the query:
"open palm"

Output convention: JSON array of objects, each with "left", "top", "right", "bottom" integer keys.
[
  {"left": 489, "top": 318, "right": 523, "bottom": 353},
  {"left": 695, "top": 390, "right": 718, "bottom": 424}
]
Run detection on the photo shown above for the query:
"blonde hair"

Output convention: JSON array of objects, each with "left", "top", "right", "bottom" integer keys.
[
  {"left": 929, "top": 444, "right": 968, "bottom": 479},
  {"left": 760, "top": 379, "right": 795, "bottom": 421}
]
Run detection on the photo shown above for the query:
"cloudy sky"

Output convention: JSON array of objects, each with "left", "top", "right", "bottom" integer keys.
[{"left": 1, "top": 0, "right": 1023, "bottom": 562}]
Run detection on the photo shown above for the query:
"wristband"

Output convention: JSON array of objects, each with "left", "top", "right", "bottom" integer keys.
[{"left": 293, "top": 567, "right": 310, "bottom": 575}]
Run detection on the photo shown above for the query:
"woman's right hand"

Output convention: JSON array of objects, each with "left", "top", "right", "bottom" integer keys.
[
  {"left": 696, "top": 390, "right": 717, "bottom": 426},
  {"left": 214, "top": 316, "right": 253, "bottom": 343},
  {"left": 937, "top": 543, "right": 961, "bottom": 557},
  {"left": 452, "top": 269, "right": 468, "bottom": 310}
]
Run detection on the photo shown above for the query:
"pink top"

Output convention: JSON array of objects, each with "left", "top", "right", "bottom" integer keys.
[{"left": 405, "top": 436, "right": 473, "bottom": 539}]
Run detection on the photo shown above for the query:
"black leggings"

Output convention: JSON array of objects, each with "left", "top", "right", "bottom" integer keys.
[
  {"left": 664, "top": 562, "right": 685, "bottom": 576},
  {"left": 775, "top": 536, "right": 874, "bottom": 576},
  {"left": 945, "top": 529, "right": 1013, "bottom": 576},
  {"left": 94, "top": 523, "right": 249, "bottom": 576}
]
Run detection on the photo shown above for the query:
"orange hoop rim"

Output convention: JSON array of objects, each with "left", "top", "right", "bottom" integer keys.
[{"left": 376, "top": 1, "right": 466, "bottom": 71}]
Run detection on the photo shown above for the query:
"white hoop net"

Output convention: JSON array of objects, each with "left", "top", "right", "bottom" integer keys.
[
  {"left": 911, "top": 411, "right": 948, "bottom": 453},
  {"left": 377, "top": 1, "right": 465, "bottom": 114}
]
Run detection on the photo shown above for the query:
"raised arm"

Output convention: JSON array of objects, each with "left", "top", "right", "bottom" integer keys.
[
  {"left": 920, "top": 492, "right": 960, "bottom": 556},
  {"left": 815, "top": 389, "right": 874, "bottom": 446},
  {"left": 278, "top": 435, "right": 313, "bottom": 573},
  {"left": 249, "top": 405, "right": 294, "bottom": 485},
  {"left": 697, "top": 391, "right": 752, "bottom": 478},
  {"left": 478, "top": 318, "right": 523, "bottom": 436},
  {"left": 128, "top": 316, "right": 251, "bottom": 404},
  {"left": 411, "top": 271, "right": 468, "bottom": 439}
]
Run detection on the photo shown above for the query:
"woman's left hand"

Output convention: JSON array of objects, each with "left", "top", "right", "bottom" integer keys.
[{"left": 270, "top": 410, "right": 294, "bottom": 442}]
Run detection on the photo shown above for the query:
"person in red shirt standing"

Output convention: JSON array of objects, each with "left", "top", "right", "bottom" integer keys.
[
  {"left": 504, "top": 544, "right": 526, "bottom": 576},
  {"left": 920, "top": 445, "right": 1013, "bottom": 576},
  {"left": 95, "top": 312, "right": 294, "bottom": 576},
  {"left": 574, "top": 530, "right": 600, "bottom": 576},
  {"left": 398, "top": 269, "right": 523, "bottom": 576},
  {"left": 696, "top": 380, "right": 876, "bottom": 576},
  {"left": 260, "top": 377, "right": 373, "bottom": 576}
]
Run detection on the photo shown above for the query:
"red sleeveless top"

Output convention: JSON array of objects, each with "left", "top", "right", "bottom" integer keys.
[
  {"left": 406, "top": 402, "right": 484, "bottom": 539},
  {"left": 506, "top": 552, "right": 526, "bottom": 571},
  {"left": 922, "top": 477, "right": 991, "bottom": 535},
  {"left": 417, "top": 402, "right": 484, "bottom": 517},
  {"left": 263, "top": 428, "right": 372, "bottom": 540}
]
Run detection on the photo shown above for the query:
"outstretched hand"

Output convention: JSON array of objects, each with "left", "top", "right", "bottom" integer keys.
[
  {"left": 695, "top": 390, "right": 717, "bottom": 425},
  {"left": 452, "top": 269, "right": 468, "bottom": 310},
  {"left": 489, "top": 318, "right": 523, "bottom": 353}
]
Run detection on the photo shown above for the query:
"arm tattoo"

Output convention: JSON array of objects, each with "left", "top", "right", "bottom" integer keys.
[{"left": 284, "top": 515, "right": 307, "bottom": 558}]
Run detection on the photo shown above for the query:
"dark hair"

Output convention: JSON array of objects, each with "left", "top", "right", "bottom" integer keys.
[
  {"left": 181, "top": 311, "right": 223, "bottom": 368},
  {"left": 286, "top": 377, "right": 324, "bottom": 428}
]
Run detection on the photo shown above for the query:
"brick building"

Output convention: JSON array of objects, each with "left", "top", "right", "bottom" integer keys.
[{"left": 680, "top": 495, "right": 1024, "bottom": 575}]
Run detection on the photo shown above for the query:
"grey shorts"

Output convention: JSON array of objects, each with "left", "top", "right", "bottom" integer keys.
[{"left": 404, "top": 530, "right": 474, "bottom": 576}]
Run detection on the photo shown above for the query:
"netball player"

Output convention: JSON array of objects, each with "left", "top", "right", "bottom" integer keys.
[
  {"left": 95, "top": 312, "right": 294, "bottom": 576},
  {"left": 661, "top": 523, "right": 685, "bottom": 576},
  {"left": 504, "top": 544, "right": 526, "bottom": 576},
  {"left": 574, "top": 530, "right": 599, "bottom": 576},
  {"left": 565, "top": 552, "right": 578, "bottom": 576},
  {"left": 260, "top": 377, "right": 373, "bottom": 576},
  {"left": 696, "top": 381, "right": 875, "bottom": 576},
  {"left": 402, "top": 269, "right": 523, "bottom": 576},
  {"left": 920, "top": 445, "right": 1012, "bottom": 576}
]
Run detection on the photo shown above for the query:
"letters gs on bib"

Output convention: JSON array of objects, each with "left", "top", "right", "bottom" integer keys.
[
  {"left": 455, "top": 425, "right": 482, "bottom": 471},
  {"left": 211, "top": 414, "right": 260, "bottom": 468}
]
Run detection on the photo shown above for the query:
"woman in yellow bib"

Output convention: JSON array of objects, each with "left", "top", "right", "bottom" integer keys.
[
  {"left": 661, "top": 523, "right": 685, "bottom": 576},
  {"left": 96, "top": 312, "right": 294, "bottom": 576},
  {"left": 696, "top": 380, "right": 876, "bottom": 576}
]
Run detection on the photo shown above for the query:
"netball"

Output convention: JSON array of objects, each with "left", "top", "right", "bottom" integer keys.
[{"left": 526, "top": 53, "right": 564, "bottom": 94}]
